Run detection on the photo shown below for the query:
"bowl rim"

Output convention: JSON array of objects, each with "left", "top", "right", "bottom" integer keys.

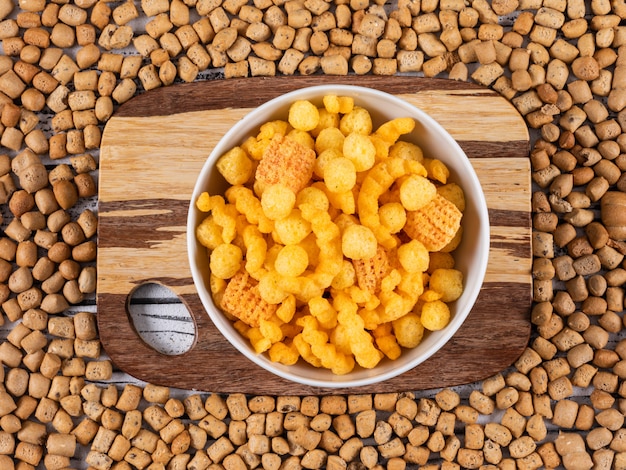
[{"left": 187, "top": 84, "right": 491, "bottom": 388}]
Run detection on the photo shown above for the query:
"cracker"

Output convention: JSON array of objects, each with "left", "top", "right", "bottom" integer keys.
[
  {"left": 352, "top": 245, "right": 391, "bottom": 294},
  {"left": 404, "top": 194, "right": 462, "bottom": 251},
  {"left": 221, "top": 271, "right": 277, "bottom": 327},
  {"left": 255, "top": 135, "right": 316, "bottom": 194}
]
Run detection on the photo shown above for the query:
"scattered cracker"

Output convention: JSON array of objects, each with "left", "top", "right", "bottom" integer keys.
[
  {"left": 255, "top": 135, "right": 316, "bottom": 194},
  {"left": 404, "top": 194, "right": 462, "bottom": 252},
  {"left": 221, "top": 271, "right": 277, "bottom": 327}
]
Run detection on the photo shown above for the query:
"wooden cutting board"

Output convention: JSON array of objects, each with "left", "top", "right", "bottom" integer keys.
[{"left": 97, "top": 76, "right": 532, "bottom": 395}]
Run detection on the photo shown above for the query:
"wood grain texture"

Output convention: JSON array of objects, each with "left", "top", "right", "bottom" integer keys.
[{"left": 98, "top": 76, "right": 532, "bottom": 394}]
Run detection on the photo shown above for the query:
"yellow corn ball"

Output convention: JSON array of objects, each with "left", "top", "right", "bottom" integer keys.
[
  {"left": 420, "top": 300, "right": 451, "bottom": 331},
  {"left": 209, "top": 243, "right": 243, "bottom": 279},
  {"left": 269, "top": 341, "right": 299, "bottom": 365},
  {"left": 242, "top": 136, "right": 270, "bottom": 161},
  {"left": 296, "top": 186, "right": 330, "bottom": 212},
  {"left": 260, "top": 319, "right": 284, "bottom": 343},
  {"left": 428, "top": 252, "right": 456, "bottom": 273},
  {"left": 314, "top": 148, "right": 343, "bottom": 179},
  {"left": 308, "top": 296, "right": 338, "bottom": 329},
  {"left": 392, "top": 313, "right": 424, "bottom": 348},
  {"left": 399, "top": 174, "right": 437, "bottom": 211},
  {"left": 379, "top": 202, "right": 406, "bottom": 233},
  {"left": 343, "top": 132, "right": 376, "bottom": 172},
  {"left": 339, "top": 106, "right": 373, "bottom": 135},
  {"left": 258, "top": 120, "right": 290, "bottom": 140},
  {"left": 311, "top": 108, "right": 340, "bottom": 137},
  {"left": 275, "top": 245, "right": 309, "bottom": 277},
  {"left": 341, "top": 224, "right": 377, "bottom": 260},
  {"left": 389, "top": 141, "right": 424, "bottom": 162},
  {"left": 258, "top": 271, "right": 289, "bottom": 304},
  {"left": 429, "top": 268, "right": 464, "bottom": 302},
  {"left": 315, "top": 127, "right": 345, "bottom": 154},
  {"left": 323, "top": 94, "right": 341, "bottom": 113},
  {"left": 274, "top": 209, "right": 312, "bottom": 245},
  {"left": 375, "top": 117, "right": 416, "bottom": 143},
  {"left": 331, "top": 260, "right": 357, "bottom": 290},
  {"left": 196, "top": 216, "right": 224, "bottom": 249},
  {"left": 438, "top": 183, "right": 466, "bottom": 211},
  {"left": 261, "top": 184, "right": 296, "bottom": 220},
  {"left": 287, "top": 128, "right": 315, "bottom": 149},
  {"left": 217, "top": 147, "right": 254, "bottom": 185},
  {"left": 397, "top": 239, "right": 430, "bottom": 273},
  {"left": 424, "top": 157, "right": 450, "bottom": 184},
  {"left": 196, "top": 192, "right": 212, "bottom": 212},
  {"left": 324, "top": 157, "right": 356, "bottom": 193},
  {"left": 276, "top": 294, "right": 296, "bottom": 323},
  {"left": 288, "top": 100, "right": 320, "bottom": 131}
]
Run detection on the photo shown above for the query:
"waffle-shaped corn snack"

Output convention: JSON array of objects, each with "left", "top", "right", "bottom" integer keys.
[
  {"left": 221, "top": 271, "right": 277, "bottom": 328},
  {"left": 255, "top": 135, "right": 316, "bottom": 194},
  {"left": 404, "top": 194, "right": 462, "bottom": 251}
]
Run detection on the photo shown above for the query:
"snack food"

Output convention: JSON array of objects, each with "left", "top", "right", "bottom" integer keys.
[{"left": 195, "top": 94, "right": 466, "bottom": 374}]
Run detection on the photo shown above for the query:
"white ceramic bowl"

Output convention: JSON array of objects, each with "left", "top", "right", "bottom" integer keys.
[{"left": 187, "top": 85, "right": 490, "bottom": 388}]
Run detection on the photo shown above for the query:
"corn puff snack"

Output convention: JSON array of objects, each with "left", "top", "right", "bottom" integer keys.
[{"left": 195, "top": 95, "right": 466, "bottom": 374}]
